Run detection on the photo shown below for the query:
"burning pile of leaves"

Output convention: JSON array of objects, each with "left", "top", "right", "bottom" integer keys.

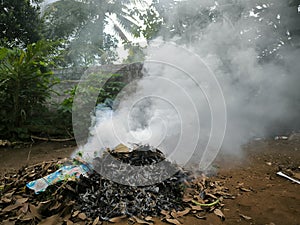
[{"left": 0, "top": 145, "right": 233, "bottom": 225}]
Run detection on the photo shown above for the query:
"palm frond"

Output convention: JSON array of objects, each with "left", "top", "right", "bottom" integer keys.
[{"left": 113, "top": 24, "right": 129, "bottom": 42}]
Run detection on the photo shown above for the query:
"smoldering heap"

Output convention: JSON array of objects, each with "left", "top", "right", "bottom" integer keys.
[{"left": 0, "top": 145, "right": 232, "bottom": 224}]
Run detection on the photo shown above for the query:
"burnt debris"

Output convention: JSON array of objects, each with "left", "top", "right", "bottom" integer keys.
[
  {"left": 76, "top": 144, "right": 190, "bottom": 220},
  {"left": 0, "top": 144, "right": 232, "bottom": 224}
]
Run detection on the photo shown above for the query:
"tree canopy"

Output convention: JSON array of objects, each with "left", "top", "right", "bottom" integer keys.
[
  {"left": 42, "top": 0, "right": 144, "bottom": 67},
  {"left": 0, "top": 0, "right": 42, "bottom": 47}
]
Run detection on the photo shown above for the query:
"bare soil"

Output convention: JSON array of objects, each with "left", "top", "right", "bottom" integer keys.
[{"left": 0, "top": 139, "right": 299, "bottom": 225}]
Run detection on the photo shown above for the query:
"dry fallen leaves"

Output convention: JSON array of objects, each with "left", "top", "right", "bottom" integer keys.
[
  {"left": 239, "top": 214, "right": 252, "bottom": 220},
  {"left": 166, "top": 218, "right": 181, "bottom": 225},
  {"left": 214, "top": 209, "right": 225, "bottom": 221},
  {"left": 78, "top": 212, "right": 87, "bottom": 220},
  {"left": 38, "top": 214, "right": 61, "bottom": 225},
  {"left": 108, "top": 215, "right": 127, "bottom": 223},
  {"left": 3, "top": 203, "right": 22, "bottom": 212},
  {"left": 92, "top": 216, "right": 101, "bottom": 225},
  {"left": 173, "top": 208, "right": 191, "bottom": 218},
  {"left": 133, "top": 216, "right": 154, "bottom": 225}
]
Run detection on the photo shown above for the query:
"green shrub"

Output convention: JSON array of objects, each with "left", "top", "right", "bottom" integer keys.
[{"left": 0, "top": 40, "right": 60, "bottom": 140}]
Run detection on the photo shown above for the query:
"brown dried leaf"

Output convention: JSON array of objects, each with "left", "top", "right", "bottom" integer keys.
[
  {"left": 239, "top": 187, "right": 251, "bottom": 192},
  {"left": 16, "top": 198, "right": 28, "bottom": 204},
  {"left": 195, "top": 214, "right": 206, "bottom": 220},
  {"left": 176, "top": 208, "right": 191, "bottom": 217},
  {"left": 1, "top": 219, "right": 15, "bottom": 225},
  {"left": 171, "top": 210, "right": 177, "bottom": 219},
  {"left": 108, "top": 215, "right": 126, "bottom": 223},
  {"left": 1, "top": 197, "right": 12, "bottom": 203},
  {"left": 293, "top": 172, "right": 300, "bottom": 180},
  {"left": 133, "top": 216, "right": 153, "bottom": 225},
  {"left": 49, "top": 202, "right": 61, "bottom": 211},
  {"left": 38, "top": 215, "right": 61, "bottom": 225},
  {"left": 72, "top": 210, "right": 80, "bottom": 217},
  {"left": 239, "top": 214, "right": 252, "bottom": 220},
  {"left": 214, "top": 209, "right": 225, "bottom": 221},
  {"left": 114, "top": 144, "right": 130, "bottom": 153},
  {"left": 37, "top": 200, "right": 52, "bottom": 214},
  {"left": 4, "top": 191, "right": 14, "bottom": 198},
  {"left": 166, "top": 218, "right": 181, "bottom": 225},
  {"left": 161, "top": 209, "right": 170, "bottom": 217},
  {"left": 182, "top": 196, "right": 193, "bottom": 203},
  {"left": 3, "top": 203, "right": 22, "bottom": 212},
  {"left": 66, "top": 220, "right": 73, "bottom": 225},
  {"left": 20, "top": 213, "right": 34, "bottom": 221},
  {"left": 92, "top": 216, "right": 100, "bottom": 225},
  {"left": 190, "top": 205, "right": 203, "bottom": 211},
  {"left": 20, "top": 203, "right": 29, "bottom": 213},
  {"left": 185, "top": 188, "right": 195, "bottom": 195},
  {"left": 205, "top": 193, "right": 218, "bottom": 199},
  {"left": 78, "top": 212, "right": 87, "bottom": 220},
  {"left": 29, "top": 204, "right": 42, "bottom": 220},
  {"left": 145, "top": 216, "right": 154, "bottom": 222}
]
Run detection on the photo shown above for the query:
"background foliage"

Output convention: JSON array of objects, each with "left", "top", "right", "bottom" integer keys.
[
  {"left": 0, "top": 40, "right": 60, "bottom": 139},
  {"left": 0, "top": 0, "right": 299, "bottom": 141},
  {"left": 0, "top": 0, "right": 42, "bottom": 47}
]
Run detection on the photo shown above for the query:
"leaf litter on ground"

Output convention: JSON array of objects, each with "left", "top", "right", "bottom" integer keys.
[{"left": 0, "top": 144, "right": 233, "bottom": 224}]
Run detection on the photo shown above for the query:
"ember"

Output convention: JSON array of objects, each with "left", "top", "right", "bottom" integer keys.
[{"left": 0, "top": 145, "right": 232, "bottom": 224}]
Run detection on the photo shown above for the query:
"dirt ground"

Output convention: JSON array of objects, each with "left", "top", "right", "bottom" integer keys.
[{"left": 0, "top": 139, "right": 299, "bottom": 225}]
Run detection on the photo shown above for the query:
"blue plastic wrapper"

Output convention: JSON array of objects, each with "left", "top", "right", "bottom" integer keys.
[{"left": 26, "top": 164, "right": 90, "bottom": 194}]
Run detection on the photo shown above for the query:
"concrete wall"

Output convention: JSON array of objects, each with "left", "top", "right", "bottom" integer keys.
[{"left": 50, "top": 62, "right": 143, "bottom": 106}]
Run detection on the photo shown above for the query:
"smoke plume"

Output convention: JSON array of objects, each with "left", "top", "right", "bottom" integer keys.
[{"left": 74, "top": 0, "right": 300, "bottom": 168}]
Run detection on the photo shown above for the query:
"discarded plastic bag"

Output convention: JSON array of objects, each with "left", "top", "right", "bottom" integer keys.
[{"left": 26, "top": 164, "right": 91, "bottom": 194}]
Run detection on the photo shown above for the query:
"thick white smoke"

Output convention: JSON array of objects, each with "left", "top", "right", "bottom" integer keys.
[{"left": 73, "top": 0, "right": 300, "bottom": 168}]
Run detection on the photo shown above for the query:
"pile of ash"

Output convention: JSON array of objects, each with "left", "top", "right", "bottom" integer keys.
[{"left": 0, "top": 144, "right": 232, "bottom": 224}]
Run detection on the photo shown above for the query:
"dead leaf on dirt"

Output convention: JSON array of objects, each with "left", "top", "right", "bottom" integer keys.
[
  {"left": 65, "top": 220, "right": 73, "bottom": 225},
  {"left": 71, "top": 210, "right": 80, "bottom": 217},
  {"left": 29, "top": 204, "right": 42, "bottom": 220},
  {"left": 114, "top": 144, "right": 130, "bottom": 153},
  {"left": 184, "top": 188, "right": 195, "bottom": 195},
  {"left": 166, "top": 218, "right": 181, "bottom": 225},
  {"left": 182, "top": 196, "right": 193, "bottom": 203},
  {"left": 16, "top": 198, "right": 28, "bottom": 204},
  {"left": 195, "top": 213, "right": 206, "bottom": 220},
  {"left": 3, "top": 191, "right": 14, "bottom": 198},
  {"left": 20, "top": 202, "right": 29, "bottom": 213},
  {"left": 49, "top": 202, "right": 61, "bottom": 211},
  {"left": 1, "top": 219, "right": 15, "bottom": 225},
  {"left": 3, "top": 203, "right": 22, "bottom": 212},
  {"left": 1, "top": 197, "right": 12, "bottom": 203},
  {"left": 161, "top": 209, "right": 170, "bottom": 217},
  {"left": 205, "top": 193, "right": 218, "bottom": 199},
  {"left": 133, "top": 216, "right": 153, "bottom": 225},
  {"left": 190, "top": 204, "right": 203, "bottom": 211},
  {"left": 240, "top": 214, "right": 252, "bottom": 220},
  {"left": 19, "top": 213, "right": 34, "bottom": 221},
  {"left": 293, "top": 172, "right": 300, "bottom": 180},
  {"left": 108, "top": 215, "right": 126, "bottom": 223},
  {"left": 38, "top": 215, "right": 61, "bottom": 225},
  {"left": 193, "top": 195, "right": 204, "bottom": 202},
  {"left": 92, "top": 216, "right": 100, "bottom": 225},
  {"left": 214, "top": 209, "right": 225, "bottom": 221},
  {"left": 37, "top": 200, "right": 52, "bottom": 213},
  {"left": 145, "top": 216, "right": 154, "bottom": 222},
  {"left": 78, "top": 212, "right": 87, "bottom": 220},
  {"left": 239, "top": 187, "right": 251, "bottom": 192},
  {"left": 171, "top": 210, "right": 177, "bottom": 219},
  {"left": 174, "top": 208, "right": 191, "bottom": 218}
]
